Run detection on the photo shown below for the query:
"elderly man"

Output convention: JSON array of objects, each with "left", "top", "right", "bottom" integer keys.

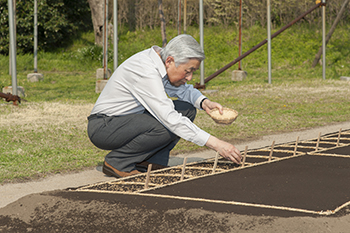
[{"left": 87, "top": 34, "right": 241, "bottom": 178}]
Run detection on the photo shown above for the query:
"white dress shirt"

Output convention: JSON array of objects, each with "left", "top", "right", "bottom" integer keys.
[{"left": 91, "top": 46, "right": 210, "bottom": 146}]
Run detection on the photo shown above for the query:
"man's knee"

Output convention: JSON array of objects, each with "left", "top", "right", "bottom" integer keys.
[{"left": 173, "top": 100, "right": 197, "bottom": 122}]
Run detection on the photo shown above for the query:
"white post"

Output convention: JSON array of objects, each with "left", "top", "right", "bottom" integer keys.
[
  {"left": 8, "top": 0, "right": 17, "bottom": 95},
  {"left": 27, "top": 0, "right": 43, "bottom": 82},
  {"left": 267, "top": 0, "right": 272, "bottom": 84},
  {"left": 238, "top": 0, "right": 242, "bottom": 69},
  {"left": 103, "top": 0, "right": 108, "bottom": 79},
  {"left": 113, "top": 0, "right": 118, "bottom": 70},
  {"left": 199, "top": 0, "right": 204, "bottom": 86},
  {"left": 34, "top": 0, "right": 38, "bottom": 73},
  {"left": 322, "top": 0, "right": 326, "bottom": 80}
]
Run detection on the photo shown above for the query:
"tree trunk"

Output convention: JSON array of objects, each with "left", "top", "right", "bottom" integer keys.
[
  {"left": 128, "top": 0, "right": 136, "bottom": 31},
  {"left": 158, "top": 0, "right": 167, "bottom": 47},
  {"left": 88, "top": 0, "right": 104, "bottom": 46},
  {"left": 311, "top": 0, "right": 350, "bottom": 68}
]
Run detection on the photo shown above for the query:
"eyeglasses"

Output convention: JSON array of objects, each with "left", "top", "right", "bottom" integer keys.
[{"left": 184, "top": 69, "right": 196, "bottom": 77}]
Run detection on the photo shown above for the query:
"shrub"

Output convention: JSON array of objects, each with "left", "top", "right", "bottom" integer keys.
[{"left": 0, "top": 0, "right": 91, "bottom": 55}]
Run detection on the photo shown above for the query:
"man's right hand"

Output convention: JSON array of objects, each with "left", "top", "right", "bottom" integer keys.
[{"left": 205, "top": 136, "right": 242, "bottom": 164}]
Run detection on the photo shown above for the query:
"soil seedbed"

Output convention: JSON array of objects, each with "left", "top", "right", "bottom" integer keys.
[
  {"left": 317, "top": 138, "right": 350, "bottom": 144},
  {"left": 272, "top": 145, "right": 297, "bottom": 150},
  {"left": 85, "top": 182, "right": 155, "bottom": 192},
  {"left": 247, "top": 150, "right": 296, "bottom": 158},
  {"left": 125, "top": 174, "right": 185, "bottom": 185},
  {"left": 221, "top": 156, "right": 278, "bottom": 165},
  {"left": 146, "top": 154, "right": 350, "bottom": 215},
  {"left": 297, "top": 142, "right": 336, "bottom": 149},
  {"left": 244, "top": 156, "right": 272, "bottom": 163},
  {"left": 187, "top": 161, "right": 240, "bottom": 170},
  {"left": 183, "top": 167, "right": 215, "bottom": 176},
  {"left": 287, "top": 147, "right": 316, "bottom": 153},
  {"left": 318, "top": 134, "right": 350, "bottom": 144},
  {"left": 311, "top": 145, "right": 350, "bottom": 156},
  {"left": 338, "top": 132, "right": 350, "bottom": 138},
  {"left": 155, "top": 167, "right": 182, "bottom": 175},
  {"left": 154, "top": 167, "right": 215, "bottom": 176}
]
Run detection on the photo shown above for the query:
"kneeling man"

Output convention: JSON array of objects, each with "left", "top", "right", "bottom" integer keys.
[{"left": 88, "top": 34, "right": 241, "bottom": 178}]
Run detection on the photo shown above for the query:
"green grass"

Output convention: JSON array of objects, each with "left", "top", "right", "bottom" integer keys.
[{"left": 1, "top": 24, "right": 350, "bottom": 183}]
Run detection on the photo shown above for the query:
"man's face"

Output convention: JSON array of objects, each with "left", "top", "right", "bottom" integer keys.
[{"left": 165, "top": 57, "right": 200, "bottom": 87}]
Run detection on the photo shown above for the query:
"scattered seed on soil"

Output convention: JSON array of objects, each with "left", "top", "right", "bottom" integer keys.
[{"left": 86, "top": 183, "right": 151, "bottom": 192}]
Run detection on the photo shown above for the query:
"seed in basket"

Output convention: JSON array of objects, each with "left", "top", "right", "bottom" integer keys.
[{"left": 209, "top": 107, "right": 238, "bottom": 125}]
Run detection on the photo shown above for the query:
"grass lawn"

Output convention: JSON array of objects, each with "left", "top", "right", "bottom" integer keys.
[{"left": 0, "top": 25, "right": 349, "bottom": 183}]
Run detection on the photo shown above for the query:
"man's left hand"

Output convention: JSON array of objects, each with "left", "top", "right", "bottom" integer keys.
[{"left": 201, "top": 99, "right": 223, "bottom": 115}]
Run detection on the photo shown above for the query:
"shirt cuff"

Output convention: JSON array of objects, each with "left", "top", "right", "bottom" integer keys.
[
  {"left": 200, "top": 98, "right": 208, "bottom": 109},
  {"left": 192, "top": 129, "right": 211, "bottom": 146},
  {"left": 194, "top": 95, "right": 207, "bottom": 110}
]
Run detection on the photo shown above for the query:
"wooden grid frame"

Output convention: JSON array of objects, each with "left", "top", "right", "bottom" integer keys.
[{"left": 73, "top": 129, "right": 350, "bottom": 216}]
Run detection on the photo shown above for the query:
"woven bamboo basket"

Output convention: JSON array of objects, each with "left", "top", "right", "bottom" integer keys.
[{"left": 209, "top": 108, "right": 238, "bottom": 125}]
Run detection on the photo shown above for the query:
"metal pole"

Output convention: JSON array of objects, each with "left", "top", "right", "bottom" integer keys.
[
  {"left": 240, "top": 0, "right": 243, "bottom": 61},
  {"left": 103, "top": 0, "right": 108, "bottom": 79},
  {"left": 267, "top": 0, "right": 272, "bottom": 84},
  {"left": 113, "top": 0, "right": 118, "bottom": 70},
  {"left": 238, "top": 0, "right": 242, "bottom": 70},
  {"left": 8, "top": 0, "right": 17, "bottom": 95},
  {"left": 9, "top": 0, "right": 16, "bottom": 75},
  {"left": 199, "top": 0, "right": 204, "bottom": 86},
  {"left": 34, "top": 0, "right": 38, "bottom": 73},
  {"left": 322, "top": 0, "right": 326, "bottom": 80}
]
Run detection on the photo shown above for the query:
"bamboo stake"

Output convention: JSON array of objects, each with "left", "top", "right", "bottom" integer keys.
[
  {"left": 316, "top": 132, "right": 321, "bottom": 151},
  {"left": 293, "top": 136, "right": 299, "bottom": 156},
  {"left": 268, "top": 141, "right": 275, "bottom": 161},
  {"left": 336, "top": 128, "right": 342, "bottom": 146},
  {"left": 212, "top": 151, "right": 219, "bottom": 173},
  {"left": 242, "top": 146, "right": 248, "bottom": 167},
  {"left": 180, "top": 157, "right": 187, "bottom": 181},
  {"left": 144, "top": 164, "right": 152, "bottom": 189}
]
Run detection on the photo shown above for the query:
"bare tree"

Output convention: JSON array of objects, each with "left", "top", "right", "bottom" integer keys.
[
  {"left": 86, "top": 0, "right": 350, "bottom": 44},
  {"left": 158, "top": 0, "right": 167, "bottom": 47},
  {"left": 88, "top": 0, "right": 114, "bottom": 46},
  {"left": 88, "top": 0, "right": 104, "bottom": 46},
  {"left": 128, "top": 0, "right": 137, "bottom": 31}
]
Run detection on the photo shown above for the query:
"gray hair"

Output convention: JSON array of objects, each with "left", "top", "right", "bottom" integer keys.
[{"left": 160, "top": 34, "right": 205, "bottom": 67}]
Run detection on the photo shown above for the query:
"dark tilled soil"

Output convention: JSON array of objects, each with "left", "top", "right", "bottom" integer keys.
[
  {"left": 1, "top": 133, "right": 350, "bottom": 232},
  {"left": 147, "top": 154, "right": 350, "bottom": 213}
]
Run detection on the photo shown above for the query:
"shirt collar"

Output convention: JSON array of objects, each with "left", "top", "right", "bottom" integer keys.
[{"left": 150, "top": 46, "right": 167, "bottom": 79}]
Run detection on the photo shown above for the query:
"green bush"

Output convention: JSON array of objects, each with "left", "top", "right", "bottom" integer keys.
[{"left": 0, "top": 0, "right": 91, "bottom": 55}]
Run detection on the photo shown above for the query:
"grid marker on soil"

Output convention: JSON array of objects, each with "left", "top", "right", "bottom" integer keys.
[
  {"left": 294, "top": 136, "right": 299, "bottom": 156},
  {"left": 242, "top": 146, "right": 248, "bottom": 167},
  {"left": 144, "top": 164, "right": 152, "bottom": 189},
  {"left": 316, "top": 132, "right": 321, "bottom": 151},
  {"left": 268, "top": 141, "right": 275, "bottom": 161},
  {"left": 180, "top": 157, "right": 187, "bottom": 181},
  {"left": 337, "top": 128, "right": 342, "bottom": 146},
  {"left": 212, "top": 151, "right": 219, "bottom": 173}
]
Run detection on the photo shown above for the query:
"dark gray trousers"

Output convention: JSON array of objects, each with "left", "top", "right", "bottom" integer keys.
[{"left": 87, "top": 100, "right": 196, "bottom": 172}]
